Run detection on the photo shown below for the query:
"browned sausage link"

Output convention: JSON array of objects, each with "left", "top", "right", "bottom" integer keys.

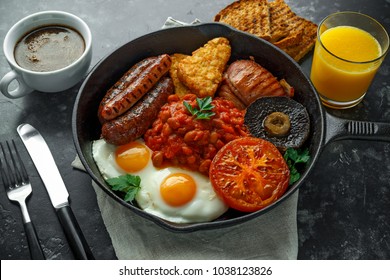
[
  {"left": 101, "top": 77, "right": 174, "bottom": 146},
  {"left": 101, "top": 54, "right": 172, "bottom": 122},
  {"left": 98, "top": 57, "right": 157, "bottom": 124}
]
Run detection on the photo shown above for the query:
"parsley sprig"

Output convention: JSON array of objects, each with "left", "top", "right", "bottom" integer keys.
[
  {"left": 106, "top": 174, "right": 141, "bottom": 203},
  {"left": 283, "top": 147, "right": 310, "bottom": 185},
  {"left": 183, "top": 96, "right": 215, "bottom": 120}
]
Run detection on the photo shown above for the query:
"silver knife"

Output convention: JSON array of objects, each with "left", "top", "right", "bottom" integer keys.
[{"left": 17, "top": 123, "right": 94, "bottom": 260}]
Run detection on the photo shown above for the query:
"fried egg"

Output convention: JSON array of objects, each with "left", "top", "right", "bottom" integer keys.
[{"left": 92, "top": 138, "right": 228, "bottom": 223}]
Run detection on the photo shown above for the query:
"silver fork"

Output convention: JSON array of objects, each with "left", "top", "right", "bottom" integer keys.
[{"left": 0, "top": 140, "right": 45, "bottom": 260}]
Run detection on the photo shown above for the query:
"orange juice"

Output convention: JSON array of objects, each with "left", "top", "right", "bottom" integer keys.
[{"left": 311, "top": 25, "right": 382, "bottom": 104}]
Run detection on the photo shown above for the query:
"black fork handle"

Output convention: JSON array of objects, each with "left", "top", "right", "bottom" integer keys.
[
  {"left": 24, "top": 222, "right": 45, "bottom": 260},
  {"left": 57, "top": 205, "right": 95, "bottom": 260}
]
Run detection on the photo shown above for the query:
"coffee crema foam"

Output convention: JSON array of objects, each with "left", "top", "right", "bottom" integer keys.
[{"left": 14, "top": 25, "right": 85, "bottom": 72}]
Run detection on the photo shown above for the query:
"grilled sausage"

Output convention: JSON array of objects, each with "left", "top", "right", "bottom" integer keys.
[
  {"left": 98, "top": 56, "right": 156, "bottom": 124},
  {"left": 100, "top": 54, "right": 172, "bottom": 122},
  {"left": 101, "top": 77, "right": 174, "bottom": 146}
]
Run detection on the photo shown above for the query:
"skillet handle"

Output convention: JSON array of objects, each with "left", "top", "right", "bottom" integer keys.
[{"left": 325, "top": 113, "right": 390, "bottom": 145}]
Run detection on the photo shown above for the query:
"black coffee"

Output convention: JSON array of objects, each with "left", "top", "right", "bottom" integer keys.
[{"left": 14, "top": 25, "right": 85, "bottom": 72}]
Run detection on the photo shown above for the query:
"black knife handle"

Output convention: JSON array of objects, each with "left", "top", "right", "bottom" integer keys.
[
  {"left": 24, "top": 221, "right": 45, "bottom": 260},
  {"left": 57, "top": 206, "right": 95, "bottom": 260}
]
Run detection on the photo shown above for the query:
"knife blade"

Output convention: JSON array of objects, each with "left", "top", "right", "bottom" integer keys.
[{"left": 17, "top": 123, "right": 94, "bottom": 260}]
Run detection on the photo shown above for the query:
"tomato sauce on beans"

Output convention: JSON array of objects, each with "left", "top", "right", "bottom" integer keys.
[{"left": 144, "top": 94, "right": 249, "bottom": 175}]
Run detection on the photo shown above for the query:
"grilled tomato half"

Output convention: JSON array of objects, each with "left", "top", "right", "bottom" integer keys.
[{"left": 209, "top": 137, "right": 290, "bottom": 212}]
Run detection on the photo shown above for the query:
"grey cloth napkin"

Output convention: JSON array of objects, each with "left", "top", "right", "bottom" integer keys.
[
  {"left": 162, "top": 17, "right": 202, "bottom": 28},
  {"left": 71, "top": 17, "right": 299, "bottom": 260}
]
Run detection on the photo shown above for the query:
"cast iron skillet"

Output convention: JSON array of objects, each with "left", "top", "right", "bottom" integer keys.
[{"left": 72, "top": 23, "right": 390, "bottom": 232}]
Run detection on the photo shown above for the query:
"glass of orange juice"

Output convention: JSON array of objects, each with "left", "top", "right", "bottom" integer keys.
[{"left": 310, "top": 12, "right": 389, "bottom": 109}]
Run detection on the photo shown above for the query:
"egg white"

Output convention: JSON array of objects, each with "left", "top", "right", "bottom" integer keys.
[{"left": 92, "top": 138, "right": 228, "bottom": 223}]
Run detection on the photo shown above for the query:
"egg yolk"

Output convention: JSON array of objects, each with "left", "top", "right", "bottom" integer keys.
[
  {"left": 115, "top": 141, "right": 150, "bottom": 173},
  {"left": 160, "top": 173, "right": 197, "bottom": 207}
]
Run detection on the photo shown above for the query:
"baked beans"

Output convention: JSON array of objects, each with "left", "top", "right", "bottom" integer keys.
[{"left": 144, "top": 94, "right": 249, "bottom": 175}]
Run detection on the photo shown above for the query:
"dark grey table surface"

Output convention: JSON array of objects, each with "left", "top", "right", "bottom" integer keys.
[{"left": 1, "top": 0, "right": 389, "bottom": 260}]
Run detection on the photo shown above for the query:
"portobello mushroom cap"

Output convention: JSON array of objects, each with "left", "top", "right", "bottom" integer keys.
[{"left": 244, "top": 97, "right": 310, "bottom": 151}]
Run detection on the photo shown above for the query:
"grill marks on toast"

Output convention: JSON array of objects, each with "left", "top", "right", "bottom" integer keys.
[
  {"left": 214, "top": 0, "right": 272, "bottom": 40},
  {"left": 269, "top": 0, "right": 292, "bottom": 42},
  {"left": 214, "top": 0, "right": 318, "bottom": 62},
  {"left": 270, "top": 0, "right": 317, "bottom": 61}
]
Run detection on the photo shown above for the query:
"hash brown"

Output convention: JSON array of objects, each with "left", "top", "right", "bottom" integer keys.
[
  {"left": 169, "top": 53, "right": 192, "bottom": 97},
  {"left": 177, "top": 37, "right": 231, "bottom": 98}
]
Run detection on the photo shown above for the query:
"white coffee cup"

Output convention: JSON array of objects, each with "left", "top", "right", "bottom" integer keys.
[{"left": 0, "top": 11, "right": 92, "bottom": 99}]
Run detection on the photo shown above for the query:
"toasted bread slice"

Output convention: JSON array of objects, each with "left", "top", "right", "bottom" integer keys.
[
  {"left": 177, "top": 37, "right": 231, "bottom": 98},
  {"left": 269, "top": 0, "right": 293, "bottom": 42},
  {"left": 214, "top": 0, "right": 272, "bottom": 41},
  {"left": 273, "top": 30, "right": 303, "bottom": 48},
  {"left": 274, "top": 17, "right": 317, "bottom": 61},
  {"left": 169, "top": 53, "right": 192, "bottom": 97},
  {"left": 269, "top": 0, "right": 317, "bottom": 61},
  {"left": 269, "top": 0, "right": 295, "bottom": 42}
]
